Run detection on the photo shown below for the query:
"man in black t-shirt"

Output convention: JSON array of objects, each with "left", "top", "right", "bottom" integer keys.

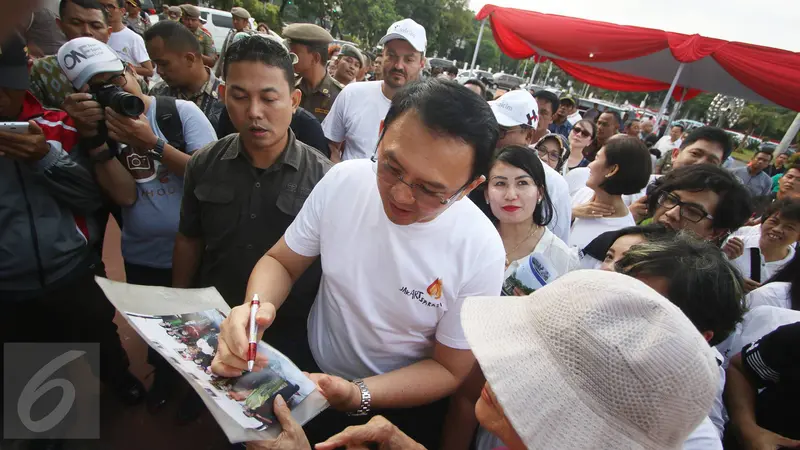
[{"left": 724, "top": 322, "right": 800, "bottom": 449}]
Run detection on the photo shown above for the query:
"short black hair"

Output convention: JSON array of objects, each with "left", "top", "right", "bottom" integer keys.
[
  {"left": 533, "top": 90, "right": 559, "bottom": 116},
  {"left": 753, "top": 149, "right": 774, "bottom": 160},
  {"left": 144, "top": 20, "right": 201, "bottom": 54},
  {"left": 306, "top": 42, "right": 329, "bottom": 66},
  {"left": 115, "top": 0, "right": 124, "bottom": 8},
  {"left": 445, "top": 66, "right": 458, "bottom": 76},
  {"left": 223, "top": 35, "right": 296, "bottom": 89},
  {"left": 763, "top": 197, "right": 800, "bottom": 223},
  {"left": 60, "top": 0, "right": 109, "bottom": 23},
  {"left": 766, "top": 252, "right": 800, "bottom": 310},
  {"left": 381, "top": 79, "right": 499, "bottom": 181},
  {"left": 680, "top": 126, "right": 733, "bottom": 161},
  {"left": 463, "top": 78, "right": 486, "bottom": 96},
  {"left": 598, "top": 135, "right": 652, "bottom": 195},
  {"left": 624, "top": 119, "right": 640, "bottom": 130},
  {"left": 601, "top": 110, "right": 622, "bottom": 126},
  {"left": 671, "top": 123, "right": 686, "bottom": 132},
  {"left": 647, "top": 164, "right": 753, "bottom": 233},
  {"left": 487, "top": 145, "right": 555, "bottom": 227},
  {"left": 582, "top": 223, "right": 673, "bottom": 261},
  {"left": 617, "top": 231, "right": 746, "bottom": 345}
]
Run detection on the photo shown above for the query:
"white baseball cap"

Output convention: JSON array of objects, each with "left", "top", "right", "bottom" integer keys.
[
  {"left": 462, "top": 270, "right": 719, "bottom": 449},
  {"left": 378, "top": 18, "right": 427, "bottom": 54},
  {"left": 489, "top": 89, "right": 539, "bottom": 129},
  {"left": 57, "top": 37, "right": 124, "bottom": 89}
]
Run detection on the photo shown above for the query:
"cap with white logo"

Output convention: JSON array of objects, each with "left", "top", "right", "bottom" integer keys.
[
  {"left": 378, "top": 18, "right": 427, "bottom": 54},
  {"left": 57, "top": 37, "right": 124, "bottom": 89},
  {"left": 489, "top": 90, "right": 539, "bottom": 129}
]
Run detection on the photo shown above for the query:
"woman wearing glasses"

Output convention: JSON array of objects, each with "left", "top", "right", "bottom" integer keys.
[
  {"left": 569, "top": 135, "right": 652, "bottom": 249},
  {"left": 532, "top": 133, "right": 570, "bottom": 175},
  {"left": 483, "top": 145, "right": 578, "bottom": 295},
  {"left": 564, "top": 119, "right": 596, "bottom": 172}
]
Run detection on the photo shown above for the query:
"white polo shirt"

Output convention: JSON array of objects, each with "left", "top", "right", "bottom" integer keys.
[
  {"left": 727, "top": 226, "right": 795, "bottom": 282},
  {"left": 284, "top": 159, "right": 506, "bottom": 380},
  {"left": 322, "top": 81, "right": 391, "bottom": 161}
]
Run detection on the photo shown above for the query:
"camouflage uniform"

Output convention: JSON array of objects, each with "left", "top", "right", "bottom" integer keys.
[
  {"left": 192, "top": 28, "right": 217, "bottom": 60},
  {"left": 150, "top": 68, "right": 225, "bottom": 132}
]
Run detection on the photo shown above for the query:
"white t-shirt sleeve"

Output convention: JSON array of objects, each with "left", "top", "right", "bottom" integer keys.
[
  {"left": 176, "top": 100, "right": 218, "bottom": 153},
  {"left": 131, "top": 32, "right": 151, "bottom": 65},
  {"left": 284, "top": 164, "right": 343, "bottom": 257},
  {"left": 437, "top": 244, "right": 505, "bottom": 349},
  {"left": 321, "top": 86, "right": 348, "bottom": 143},
  {"left": 682, "top": 416, "right": 723, "bottom": 450},
  {"left": 543, "top": 165, "right": 572, "bottom": 243}
]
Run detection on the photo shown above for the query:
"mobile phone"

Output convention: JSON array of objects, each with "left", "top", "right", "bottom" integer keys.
[{"left": 0, "top": 122, "right": 30, "bottom": 134}]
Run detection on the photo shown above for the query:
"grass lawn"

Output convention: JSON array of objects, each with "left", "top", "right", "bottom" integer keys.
[{"left": 731, "top": 147, "right": 755, "bottom": 162}]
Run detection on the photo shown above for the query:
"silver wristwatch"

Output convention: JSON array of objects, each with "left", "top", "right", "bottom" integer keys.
[{"left": 347, "top": 379, "right": 371, "bottom": 416}]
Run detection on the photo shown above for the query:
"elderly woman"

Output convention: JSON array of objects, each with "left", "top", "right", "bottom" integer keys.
[{"left": 246, "top": 271, "right": 720, "bottom": 450}]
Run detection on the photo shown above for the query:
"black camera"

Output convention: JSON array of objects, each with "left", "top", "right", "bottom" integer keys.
[{"left": 91, "top": 84, "right": 144, "bottom": 118}]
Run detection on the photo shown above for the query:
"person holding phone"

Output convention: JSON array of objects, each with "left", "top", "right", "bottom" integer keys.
[{"left": 0, "top": 33, "right": 145, "bottom": 407}]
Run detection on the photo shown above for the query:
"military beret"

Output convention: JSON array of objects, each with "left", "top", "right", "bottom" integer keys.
[
  {"left": 282, "top": 23, "right": 333, "bottom": 45},
  {"left": 338, "top": 44, "right": 365, "bottom": 67},
  {"left": 180, "top": 4, "right": 200, "bottom": 18},
  {"left": 230, "top": 7, "right": 251, "bottom": 19}
]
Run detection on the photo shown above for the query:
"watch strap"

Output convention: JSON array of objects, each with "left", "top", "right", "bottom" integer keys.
[
  {"left": 149, "top": 137, "right": 166, "bottom": 160},
  {"left": 347, "top": 379, "right": 371, "bottom": 417}
]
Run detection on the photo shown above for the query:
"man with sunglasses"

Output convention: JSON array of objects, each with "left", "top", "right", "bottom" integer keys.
[{"left": 210, "top": 79, "right": 504, "bottom": 447}]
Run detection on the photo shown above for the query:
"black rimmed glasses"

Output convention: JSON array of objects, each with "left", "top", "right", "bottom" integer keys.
[
  {"left": 657, "top": 192, "right": 714, "bottom": 223},
  {"left": 371, "top": 153, "right": 469, "bottom": 209}
]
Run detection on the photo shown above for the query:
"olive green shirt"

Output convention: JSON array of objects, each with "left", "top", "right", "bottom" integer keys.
[
  {"left": 296, "top": 73, "right": 343, "bottom": 122},
  {"left": 192, "top": 28, "right": 217, "bottom": 58}
]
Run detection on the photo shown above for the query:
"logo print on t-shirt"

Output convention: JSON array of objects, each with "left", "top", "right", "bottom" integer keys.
[{"left": 427, "top": 278, "right": 443, "bottom": 300}]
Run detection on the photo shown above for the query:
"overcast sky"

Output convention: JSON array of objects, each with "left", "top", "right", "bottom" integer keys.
[{"left": 467, "top": 0, "right": 799, "bottom": 52}]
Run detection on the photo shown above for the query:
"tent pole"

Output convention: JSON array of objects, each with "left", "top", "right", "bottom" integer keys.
[
  {"left": 776, "top": 112, "right": 800, "bottom": 156},
  {"left": 470, "top": 18, "right": 487, "bottom": 70},
  {"left": 666, "top": 87, "right": 689, "bottom": 127},
  {"left": 529, "top": 60, "right": 539, "bottom": 85},
  {"left": 654, "top": 63, "right": 685, "bottom": 129}
]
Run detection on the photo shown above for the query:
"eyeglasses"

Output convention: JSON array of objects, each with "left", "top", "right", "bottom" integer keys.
[
  {"left": 571, "top": 126, "right": 592, "bottom": 138},
  {"left": 536, "top": 145, "right": 561, "bottom": 163},
  {"left": 371, "top": 153, "right": 468, "bottom": 209},
  {"left": 657, "top": 192, "right": 714, "bottom": 223},
  {"left": 499, "top": 125, "right": 530, "bottom": 140}
]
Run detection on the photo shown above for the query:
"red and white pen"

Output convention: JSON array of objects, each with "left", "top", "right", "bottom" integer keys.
[{"left": 246, "top": 294, "right": 260, "bottom": 372}]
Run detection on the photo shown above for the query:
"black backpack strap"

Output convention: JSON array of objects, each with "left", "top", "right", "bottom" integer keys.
[
  {"left": 749, "top": 247, "right": 762, "bottom": 283},
  {"left": 154, "top": 96, "right": 185, "bottom": 152}
]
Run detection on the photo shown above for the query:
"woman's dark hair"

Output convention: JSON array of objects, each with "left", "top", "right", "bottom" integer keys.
[
  {"left": 381, "top": 79, "right": 499, "bottom": 181},
  {"left": 617, "top": 231, "right": 747, "bottom": 345},
  {"left": 581, "top": 223, "right": 672, "bottom": 261},
  {"left": 574, "top": 119, "right": 597, "bottom": 139},
  {"left": 485, "top": 145, "right": 554, "bottom": 227},
  {"left": 765, "top": 252, "right": 800, "bottom": 310},
  {"left": 597, "top": 135, "right": 652, "bottom": 195},
  {"left": 646, "top": 164, "right": 754, "bottom": 233}
]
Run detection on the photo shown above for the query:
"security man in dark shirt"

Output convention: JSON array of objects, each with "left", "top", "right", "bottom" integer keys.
[
  {"left": 172, "top": 34, "right": 331, "bottom": 370},
  {"left": 283, "top": 23, "right": 343, "bottom": 123}
]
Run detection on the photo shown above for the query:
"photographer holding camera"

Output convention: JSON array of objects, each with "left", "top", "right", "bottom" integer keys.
[{"left": 57, "top": 37, "right": 217, "bottom": 413}]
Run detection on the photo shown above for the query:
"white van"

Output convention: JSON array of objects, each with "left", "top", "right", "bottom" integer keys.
[{"left": 196, "top": 7, "right": 256, "bottom": 51}]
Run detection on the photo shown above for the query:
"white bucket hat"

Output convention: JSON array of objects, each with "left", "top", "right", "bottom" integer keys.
[
  {"left": 462, "top": 270, "right": 719, "bottom": 449},
  {"left": 489, "top": 89, "right": 539, "bottom": 129}
]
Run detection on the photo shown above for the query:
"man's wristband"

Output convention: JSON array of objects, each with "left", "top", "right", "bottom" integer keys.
[
  {"left": 347, "top": 379, "right": 372, "bottom": 417},
  {"left": 89, "top": 147, "right": 114, "bottom": 163}
]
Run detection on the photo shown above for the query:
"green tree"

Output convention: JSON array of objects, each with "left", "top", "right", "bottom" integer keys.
[
  {"left": 337, "top": 0, "right": 399, "bottom": 46},
  {"left": 233, "top": 0, "right": 281, "bottom": 30},
  {"left": 427, "top": 0, "right": 473, "bottom": 58}
]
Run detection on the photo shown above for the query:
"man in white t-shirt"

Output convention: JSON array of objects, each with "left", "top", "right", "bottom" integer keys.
[
  {"left": 98, "top": 0, "right": 153, "bottom": 78},
  {"left": 322, "top": 18, "right": 426, "bottom": 162},
  {"left": 211, "top": 80, "right": 504, "bottom": 446},
  {"left": 472, "top": 89, "right": 572, "bottom": 243},
  {"left": 653, "top": 123, "right": 685, "bottom": 163}
]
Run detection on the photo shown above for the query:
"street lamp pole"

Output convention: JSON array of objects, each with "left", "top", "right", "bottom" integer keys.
[{"left": 470, "top": 18, "right": 487, "bottom": 70}]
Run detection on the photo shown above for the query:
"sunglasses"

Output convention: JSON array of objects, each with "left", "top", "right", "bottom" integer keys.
[{"left": 571, "top": 126, "right": 592, "bottom": 138}]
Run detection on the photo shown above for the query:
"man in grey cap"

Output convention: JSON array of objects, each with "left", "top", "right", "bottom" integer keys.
[
  {"left": 180, "top": 4, "right": 217, "bottom": 67},
  {"left": 283, "top": 23, "right": 343, "bottom": 123},
  {"left": 322, "top": 18, "right": 426, "bottom": 162},
  {"left": 216, "top": 6, "right": 254, "bottom": 78},
  {"left": 332, "top": 44, "right": 364, "bottom": 86}
]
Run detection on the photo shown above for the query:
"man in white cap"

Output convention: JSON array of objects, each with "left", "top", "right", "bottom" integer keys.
[
  {"left": 472, "top": 89, "right": 572, "bottom": 243},
  {"left": 322, "top": 18, "right": 427, "bottom": 162}
]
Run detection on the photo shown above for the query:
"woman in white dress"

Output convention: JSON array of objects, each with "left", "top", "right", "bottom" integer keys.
[
  {"left": 483, "top": 145, "right": 579, "bottom": 296},
  {"left": 569, "top": 135, "right": 652, "bottom": 249}
]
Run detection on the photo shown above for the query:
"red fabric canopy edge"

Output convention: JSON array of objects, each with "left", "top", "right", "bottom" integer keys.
[{"left": 476, "top": 4, "right": 800, "bottom": 111}]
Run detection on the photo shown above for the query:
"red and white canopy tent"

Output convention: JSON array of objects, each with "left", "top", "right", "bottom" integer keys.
[{"left": 472, "top": 4, "right": 800, "bottom": 150}]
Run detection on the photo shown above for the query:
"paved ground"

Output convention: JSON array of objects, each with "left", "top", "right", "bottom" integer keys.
[{"left": 4, "top": 218, "right": 233, "bottom": 450}]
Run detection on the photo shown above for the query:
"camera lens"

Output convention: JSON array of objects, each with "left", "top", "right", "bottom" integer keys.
[{"left": 111, "top": 91, "right": 145, "bottom": 117}]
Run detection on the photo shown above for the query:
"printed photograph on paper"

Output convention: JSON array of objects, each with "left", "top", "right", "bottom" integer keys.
[{"left": 126, "top": 309, "right": 316, "bottom": 430}]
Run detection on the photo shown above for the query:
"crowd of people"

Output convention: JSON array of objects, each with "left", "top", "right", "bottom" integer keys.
[{"left": 3, "top": 1, "right": 800, "bottom": 449}]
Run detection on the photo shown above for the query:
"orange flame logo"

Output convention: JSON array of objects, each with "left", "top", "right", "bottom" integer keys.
[{"left": 427, "top": 278, "right": 443, "bottom": 300}]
